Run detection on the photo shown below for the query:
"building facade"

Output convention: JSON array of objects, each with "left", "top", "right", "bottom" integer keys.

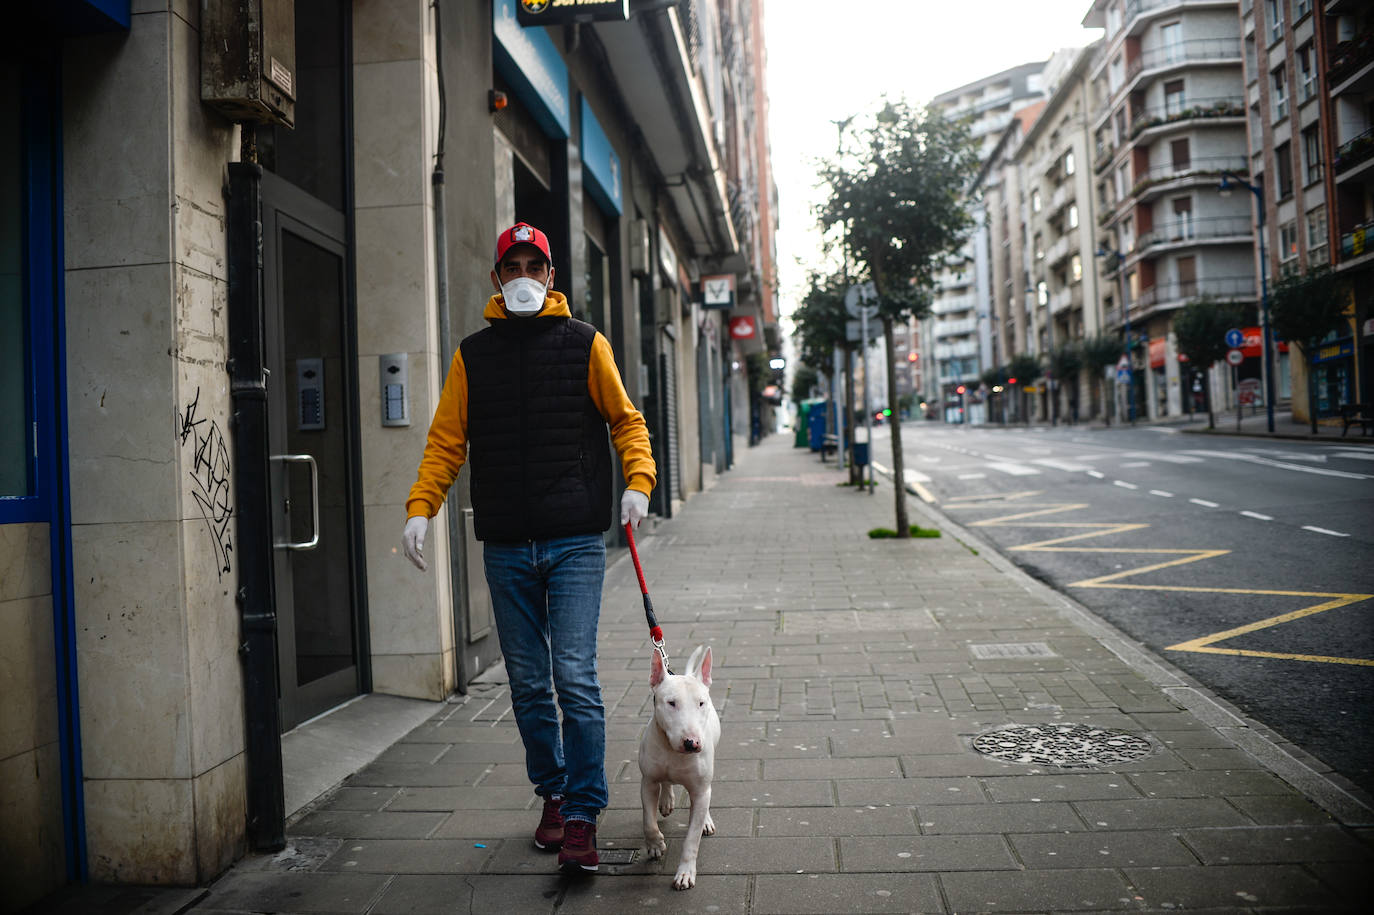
[
  {"left": 1, "top": 1, "right": 776, "bottom": 908},
  {"left": 1086, "top": 0, "right": 1257, "bottom": 420}
]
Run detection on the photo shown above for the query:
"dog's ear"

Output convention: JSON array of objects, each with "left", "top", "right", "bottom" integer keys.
[
  {"left": 650, "top": 649, "right": 666, "bottom": 688},
  {"left": 698, "top": 646, "right": 712, "bottom": 687}
]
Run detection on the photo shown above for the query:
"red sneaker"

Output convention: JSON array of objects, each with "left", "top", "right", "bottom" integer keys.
[
  {"left": 533, "top": 796, "right": 564, "bottom": 851},
  {"left": 557, "top": 819, "right": 599, "bottom": 873}
]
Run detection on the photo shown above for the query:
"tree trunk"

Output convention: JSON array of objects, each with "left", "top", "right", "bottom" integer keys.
[
  {"left": 1307, "top": 350, "right": 1318, "bottom": 435},
  {"left": 1100, "top": 375, "right": 1111, "bottom": 426},
  {"left": 844, "top": 347, "right": 859, "bottom": 484},
  {"left": 883, "top": 317, "right": 911, "bottom": 539},
  {"left": 1204, "top": 367, "right": 1215, "bottom": 430}
]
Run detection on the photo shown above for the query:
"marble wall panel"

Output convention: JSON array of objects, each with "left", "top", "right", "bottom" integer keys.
[
  {"left": 0, "top": 743, "right": 65, "bottom": 911},
  {"left": 354, "top": 0, "right": 427, "bottom": 65},
  {"left": 0, "top": 595, "right": 58, "bottom": 763},
  {"left": 362, "top": 501, "right": 451, "bottom": 661},
  {"left": 355, "top": 203, "right": 434, "bottom": 358},
  {"left": 371, "top": 650, "right": 450, "bottom": 702},
  {"left": 84, "top": 775, "right": 196, "bottom": 885},
  {"left": 0, "top": 522, "right": 50, "bottom": 603},
  {"left": 353, "top": 59, "right": 429, "bottom": 210},
  {"left": 191, "top": 753, "right": 246, "bottom": 881}
]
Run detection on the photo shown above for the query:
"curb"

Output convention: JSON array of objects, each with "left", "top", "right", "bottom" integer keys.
[{"left": 871, "top": 463, "right": 1374, "bottom": 828}]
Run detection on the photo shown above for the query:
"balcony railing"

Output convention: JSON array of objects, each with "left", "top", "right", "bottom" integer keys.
[
  {"left": 1129, "top": 156, "right": 1248, "bottom": 197},
  {"left": 1126, "top": 39, "right": 1242, "bottom": 85},
  {"left": 1129, "top": 96, "right": 1245, "bottom": 139},
  {"left": 1334, "top": 127, "right": 1374, "bottom": 175},
  {"left": 932, "top": 293, "right": 977, "bottom": 315},
  {"left": 1045, "top": 234, "right": 1073, "bottom": 265},
  {"left": 1340, "top": 219, "right": 1374, "bottom": 259},
  {"left": 1327, "top": 31, "right": 1374, "bottom": 88},
  {"left": 934, "top": 316, "right": 978, "bottom": 337},
  {"left": 1132, "top": 275, "right": 1255, "bottom": 311},
  {"left": 1133, "top": 215, "right": 1252, "bottom": 254}
]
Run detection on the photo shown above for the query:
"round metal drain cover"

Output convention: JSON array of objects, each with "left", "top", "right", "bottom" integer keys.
[{"left": 973, "top": 723, "right": 1153, "bottom": 768}]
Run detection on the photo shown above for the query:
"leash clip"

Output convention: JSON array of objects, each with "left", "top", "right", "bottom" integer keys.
[{"left": 652, "top": 637, "right": 673, "bottom": 675}]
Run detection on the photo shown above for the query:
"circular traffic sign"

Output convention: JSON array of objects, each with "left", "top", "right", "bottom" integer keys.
[
  {"left": 1224, "top": 328, "right": 1244, "bottom": 348},
  {"left": 1226, "top": 348, "right": 1244, "bottom": 366},
  {"left": 844, "top": 282, "right": 879, "bottom": 319}
]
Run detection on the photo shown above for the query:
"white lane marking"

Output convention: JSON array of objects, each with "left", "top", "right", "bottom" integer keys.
[
  {"left": 1114, "top": 481, "right": 1139, "bottom": 490},
  {"left": 958, "top": 473, "right": 986, "bottom": 480},
  {"left": 1245, "top": 449, "right": 1326, "bottom": 463},
  {"left": 1183, "top": 450, "right": 1373, "bottom": 480},
  {"left": 916, "top": 455, "right": 942, "bottom": 464},
  {"left": 1121, "top": 461, "right": 1151, "bottom": 468},
  {"left": 1031, "top": 458, "right": 1093, "bottom": 472},
  {"left": 1072, "top": 453, "right": 1111, "bottom": 461},
  {"left": 1126, "top": 451, "right": 1203, "bottom": 464},
  {"left": 1330, "top": 451, "right": 1374, "bottom": 462},
  {"left": 1149, "top": 490, "right": 1173, "bottom": 497},
  {"left": 1190, "top": 498, "right": 1219, "bottom": 508},
  {"left": 903, "top": 469, "right": 932, "bottom": 484},
  {"left": 1087, "top": 470, "right": 1105, "bottom": 479},
  {"left": 982, "top": 453, "right": 1022, "bottom": 463},
  {"left": 1240, "top": 511, "right": 1273, "bottom": 521},
  {"left": 1302, "top": 525, "right": 1350, "bottom": 537},
  {"left": 986, "top": 462, "right": 1041, "bottom": 476}
]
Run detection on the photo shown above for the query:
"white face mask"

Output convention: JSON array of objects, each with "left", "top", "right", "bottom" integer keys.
[{"left": 501, "top": 275, "right": 549, "bottom": 316}]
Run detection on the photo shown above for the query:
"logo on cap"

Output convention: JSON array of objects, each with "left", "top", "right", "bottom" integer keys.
[{"left": 512, "top": 225, "right": 534, "bottom": 242}]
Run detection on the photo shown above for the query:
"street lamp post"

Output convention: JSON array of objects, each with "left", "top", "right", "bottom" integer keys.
[
  {"left": 1028, "top": 285, "right": 1054, "bottom": 425},
  {"left": 1219, "top": 170, "right": 1275, "bottom": 434},
  {"left": 1095, "top": 246, "right": 1134, "bottom": 424}
]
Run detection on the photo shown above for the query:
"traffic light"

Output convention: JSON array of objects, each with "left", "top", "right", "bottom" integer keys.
[
  {"left": 882, "top": 408, "right": 891, "bottom": 417},
  {"left": 955, "top": 385, "right": 966, "bottom": 395},
  {"left": 907, "top": 352, "right": 918, "bottom": 362},
  {"left": 1007, "top": 377, "right": 1017, "bottom": 385}
]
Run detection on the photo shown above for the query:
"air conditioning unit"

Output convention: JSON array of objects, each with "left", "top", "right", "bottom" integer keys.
[
  {"left": 629, "top": 219, "right": 652, "bottom": 278},
  {"left": 202, "top": 0, "right": 296, "bottom": 127}
]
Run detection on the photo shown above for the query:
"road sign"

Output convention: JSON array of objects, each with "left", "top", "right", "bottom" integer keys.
[
  {"left": 844, "top": 282, "right": 879, "bottom": 319},
  {"left": 845, "top": 319, "right": 881, "bottom": 343},
  {"left": 1237, "top": 377, "right": 1261, "bottom": 405},
  {"left": 1116, "top": 354, "right": 1130, "bottom": 371},
  {"left": 1224, "top": 328, "right": 1244, "bottom": 348},
  {"left": 1226, "top": 348, "right": 1244, "bottom": 366}
]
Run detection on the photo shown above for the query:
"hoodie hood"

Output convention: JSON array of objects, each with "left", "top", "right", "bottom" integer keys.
[{"left": 484, "top": 288, "right": 571, "bottom": 321}]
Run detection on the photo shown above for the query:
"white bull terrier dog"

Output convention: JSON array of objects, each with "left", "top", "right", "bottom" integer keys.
[{"left": 639, "top": 645, "right": 720, "bottom": 890}]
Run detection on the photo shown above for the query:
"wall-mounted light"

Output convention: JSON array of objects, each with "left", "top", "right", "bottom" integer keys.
[{"left": 488, "top": 89, "right": 508, "bottom": 113}]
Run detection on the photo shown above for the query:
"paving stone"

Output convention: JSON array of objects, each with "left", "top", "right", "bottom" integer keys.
[
  {"left": 559, "top": 874, "right": 751, "bottom": 913},
  {"left": 318, "top": 839, "right": 495, "bottom": 874},
  {"left": 1225, "top": 792, "right": 1340, "bottom": 826},
  {"left": 289, "top": 809, "right": 449, "bottom": 840},
  {"left": 1123, "top": 863, "right": 1342, "bottom": 909},
  {"left": 940, "top": 868, "right": 1134, "bottom": 911},
  {"left": 1073, "top": 798, "right": 1251, "bottom": 829},
  {"left": 899, "top": 754, "right": 1037, "bottom": 777},
  {"left": 916, "top": 801, "right": 1085, "bottom": 834},
  {"left": 1180, "top": 825, "right": 1373, "bottom": 864},
  {"left": 316, "top": 786, "right": 400, "bottom": 811},
  {"left": 1009, "top": 830, "right": 1197, "bottom": 868},
  {"left": 345, "top": 762, "right": 490, "bottom": 788},
  {"left": 764, "top": 757, "right": 903, "bottom": 780},
  {"left": 386, "top": 786, "right": 535, "bottom": 811},
  {"left": 836, "top": 776, "right": 987, "bottom": 806},
  {"left": 982, "top": 774, "right": 1141, "bottom": 803},
  {"left": 599, "top": 804, "right": 754, "bottom": 840},
  {"left": 1126, "top": 768, "right": 1291, "bottom": 798},
  {"left": 711, "top": 779, "right": 835, "bottom": 808},
  {"left": 430, "top": 807, "right": 546, "bottom": 840},
  {"left": 831, "top": 733, "right": 967, "bottom": 757},
  {"left": 194, "top": 873, "right": 390, "bottom": 913},
  {"left": 369, "top": 875, "right": 562, "bottom": 915},
  {"left": 752, "top": 873, "right": 944, "bottom": 914},
  {"left": 840, "top": 835, "right": 1016, "bottom": 872},
  {"left": 757, "top": 805, "right": 917, "bottom": 836},
  {"left": 691, "top": 836, "right": 836, "bottom": 875}
]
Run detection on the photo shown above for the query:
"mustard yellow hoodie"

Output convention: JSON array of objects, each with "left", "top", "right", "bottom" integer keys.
[{"left": 406, "top": 290, "right": 656, "bottom": 520}]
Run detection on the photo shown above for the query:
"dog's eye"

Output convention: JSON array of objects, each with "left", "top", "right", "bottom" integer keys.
[
  {"left": 667, "top": 700, "right": 677, "bottom": 708},
  {"left": 699, "top": 701, "right": 705, "bottom": 707}
]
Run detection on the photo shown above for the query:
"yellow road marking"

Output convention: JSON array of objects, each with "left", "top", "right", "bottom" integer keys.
[{"left": 944, "top": 498, "right": 1373, "bottom": 667}]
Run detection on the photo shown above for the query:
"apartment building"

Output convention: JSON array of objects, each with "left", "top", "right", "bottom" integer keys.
[
  {"left": 2, "top": 0, "right": 776, "bottom": 906},
  {"left": 1019, "top": 44, "right": 1108, "bottom": 422},
  {"left": 1320, "top": 0, "right": 1373, "bottom": 413},
  {"left": 1086, "top": 0, "right": 1256, "bottom": 419},
  {"left": 928, "top": 63, "right": 1048, "bottom": 422}
]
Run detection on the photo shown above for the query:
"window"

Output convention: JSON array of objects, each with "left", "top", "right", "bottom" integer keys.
[
  {"left": 1272, "top": 66, "right": 1287, "bottom": 120},
  {"left": 1279, "top": 220, "right": 1299, "bottom": 272},
  {"left": 1068, "top": 203, "right": 1079, "bottom": 229},
  {"left": 1295, "top": 0, "right": 1312, "bottom": 21},
  {"left": 1064, "top": 150, "right": 1076, "bottom": 176},
  {"left": 1109, "top": 55, "right": 1124, "bottom": 94},
  {"left": 1037, "top": 281, "right": 1049, "bottom": 306},
  {"left": 1275, "top": 140, "right": 1293, "bottom": 199},
  {"left": 1120, "top": 216, "right": 1135, "bottom": 253},
  {"left": 1071, "top": 254, "right": 1083, "bottom": 283},
  {"left": 1116, "top": 162, "right": 1130, "bottom": 199},
  {"left": 1298, "top": 45, "right": 1316, "bottom": 102},
  {"left": 1177, "top": 256, "right": 1196, "bottom": 296},
  {"left": 1, "top": 65, "right": 30, "bottom": 501},
  {"left": 1164, "top": 79, "right": 1186, "bottom": 116},
  {"left": 1106, "top": 2, "right": 1122, "bottom": 36},
  {"left": 1172, "top": 196, "right": 1194, "bottom": 238},
  {"left": 1034, "top": 232, "right": 1045, "bottom": 260},
  {"left": 1032, "top": 189, "right": 1042, "bottom": 213},
  {"left": 1266, "top": 0, "right": 1282, "bottom": 44},
  {"left": 1114, "top": 107, "right": 1127, "bottom": 144},
  {"left": 1170, "top": 137, "right": 1191, "bottom": 171},
  {"left": 1127, "top": 270, "right": 1139, "bottom": 304},
  {"left": 1307, "top": 206, "right": 1328, "bottom": 265},
  {"left": 1160, "top": 22, "right": 1183, "bottom": 64},
  {"left": 1303, "top": 127, "right": 1322, "bottom": 185}
]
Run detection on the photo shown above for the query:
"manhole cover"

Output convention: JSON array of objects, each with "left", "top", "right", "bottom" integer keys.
[
  {"left": 597, "top": 848, "right": 639, "bottom": 865},
  {"left": 972, "top": 723, "right": 1153, "bottom": 768},
  {"left": 969, "top": 642, "right": 1056, "bottom": 659}
]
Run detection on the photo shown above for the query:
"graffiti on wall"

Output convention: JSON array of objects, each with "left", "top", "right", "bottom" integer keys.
[{"left": 178, "top": 386, "right": 233, "bottom": 579}]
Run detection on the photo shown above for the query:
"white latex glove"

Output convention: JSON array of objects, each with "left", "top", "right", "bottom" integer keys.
[
  {"left": 402, "top": 515, "right": 429, "bottom": 571},
  {"left": 621, "top": 489, "right": 649, "bottom": 530}
]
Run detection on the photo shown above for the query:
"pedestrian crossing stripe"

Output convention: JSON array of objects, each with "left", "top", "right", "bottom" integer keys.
[{"left": 943, "top": 496, "right": 1374, "bottom": 668}]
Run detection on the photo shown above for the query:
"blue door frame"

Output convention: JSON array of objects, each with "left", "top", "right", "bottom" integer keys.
[{"left": 2, "top": 47, "right": 88, "bottom": 884}]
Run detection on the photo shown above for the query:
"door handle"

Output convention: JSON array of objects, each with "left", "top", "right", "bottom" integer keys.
[{"left": 271, "top": 453, "right": 320, "bottom": 550}]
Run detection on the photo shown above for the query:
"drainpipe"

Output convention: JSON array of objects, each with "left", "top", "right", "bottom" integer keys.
[
  {"left": 431, "top": 0, "right": 465, "bottom": 692},
  {"left": 226, "top": 156, "right": 286, "bottom": 851}
]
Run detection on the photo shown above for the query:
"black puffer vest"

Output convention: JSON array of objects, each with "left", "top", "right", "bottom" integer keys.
[{"left": 461, "top": 315, "right": 612, "bottom": 541}]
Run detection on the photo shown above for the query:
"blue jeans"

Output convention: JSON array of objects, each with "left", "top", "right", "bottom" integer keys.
[{"left": 483, "top": 533, "right": 608, "bottom": 823}]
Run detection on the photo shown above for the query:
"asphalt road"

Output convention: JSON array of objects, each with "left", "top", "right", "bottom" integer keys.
[{"left": 868, "top": 420, "right": 1374, "bottom": 796}]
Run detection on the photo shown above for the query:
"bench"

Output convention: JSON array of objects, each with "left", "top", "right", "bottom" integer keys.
[{"left": 1340, "top": 403, "right": 1373, "bottom": 437}]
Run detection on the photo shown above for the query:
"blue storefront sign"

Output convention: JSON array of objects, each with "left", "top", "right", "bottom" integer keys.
[
  {"left": 1312, "top": 339, "right": 1354, "bottom": 363},
  {"left": 580, "top": 97, "right": 621, "bottom": 214},
  {"left": 493, "top": 0, "right": 570, "bottom": 138}
]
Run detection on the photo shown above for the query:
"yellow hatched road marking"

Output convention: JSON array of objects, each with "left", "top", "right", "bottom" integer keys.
[{"left": 945, "top": 497, "right": 1373, "bottom": 667}]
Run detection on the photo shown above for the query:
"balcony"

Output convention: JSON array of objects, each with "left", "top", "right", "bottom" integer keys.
[
  {"left": 1129, "top": 96, "right": 1245, "bottom": 140},
  {"left": 1130, "top": 156, "right": 1249, "bottom": 200},
  {"left": 1125, "top": 38, "right": 1242, "bottom": 88},
  {"left": 936, "top": 339, "right": 980, "bottom": 360},
  {"left": 1132, "top": 274, "right": 1256, "bottom": 313},
  {"left": 1048, "top": 285, "right": 1082, "bottom": 314},
  {"left": 1045, "top": 234, "right": 1074, "bottom": 266},
  {"left": 1094, "top": 139, "right": 1117, "bottom": 172},
  {"left": 1334, "top": 127, "right": 1374, "bottom": 176},
  {"left": 1339, "top": 219, "right": 1374, "bottom": 261},
  {"left": 932, "top": 293, "right": 977, "bottom": 315},
  {"left": 1327, "top": 30, "right": 1374, "bottom": 92},
  {"left": 1132, "top": 214, "right": 1253, "bottom": 256},
  {"left": 934, "top": 316, "right": 978, "bottom": 338}
]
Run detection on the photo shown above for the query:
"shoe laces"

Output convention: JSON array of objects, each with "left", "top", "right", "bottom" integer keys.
[
  {"left": 564, "top": 819, "right": 593, "bottom": 847},
  {"left": 539, "top": 798, "right": 563, "bottom": 829}
]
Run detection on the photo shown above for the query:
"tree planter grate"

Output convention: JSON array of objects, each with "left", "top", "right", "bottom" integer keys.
[{"left": 972, "top": 723, "right": 1153, "bottom": 768}]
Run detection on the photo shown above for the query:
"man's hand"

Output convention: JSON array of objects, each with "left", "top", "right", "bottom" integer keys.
[
  {"left": 621, "top": 489, "right": 649, "bottom": 530},
  {"left": 402, "top": 516, "right": 429, "bottom": 571}
]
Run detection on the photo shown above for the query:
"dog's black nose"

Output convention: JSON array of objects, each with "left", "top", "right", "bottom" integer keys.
[{"left": 682, "top": 738, "right": 701, "bottom": 753}]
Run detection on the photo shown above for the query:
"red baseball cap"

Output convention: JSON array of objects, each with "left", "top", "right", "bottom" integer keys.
[{"left": 494, "top": 222, "right": 552, "bottom": 267}]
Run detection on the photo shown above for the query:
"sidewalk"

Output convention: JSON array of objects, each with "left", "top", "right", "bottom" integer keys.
[{"left": 188, "top": 433, "right": 1371, "bottom": 914}]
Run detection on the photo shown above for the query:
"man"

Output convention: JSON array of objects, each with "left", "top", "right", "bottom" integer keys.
[{"left": 402, "top": 222, "right": 655, "bottom": 874}]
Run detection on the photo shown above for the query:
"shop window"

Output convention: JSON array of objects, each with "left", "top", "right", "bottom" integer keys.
[{"left": 1, "top": 61, "right": 31, "bottom": 501}]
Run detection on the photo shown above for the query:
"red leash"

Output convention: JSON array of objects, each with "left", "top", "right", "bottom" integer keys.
[{"left": 624, "top": 522, "right": 671, "bottom": 673}]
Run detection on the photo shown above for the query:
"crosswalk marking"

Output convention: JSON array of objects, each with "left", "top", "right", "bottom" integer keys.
[
  {"left": 985, "top": 462, "right": 1041, "bottom": 476},
  {"left": 1031, "top": 458, "right": 1092, "bottom": 472},
  {"left": 1190, "top": 498, "right": 1219, "bottom": 508},
  {"left": 1127, "top": 451, "right": 1203, "bottom": 464},
  {"left": 1330, "top": 451, "right": 1374, "bottom": 462},
  {"left": 958, "top": 473, "right": 986, "bottom": 479},
  {"left": 1302, "top": 525, "right": 1349, "bottom": 537},
  {"left": 1241, "top": 511, "right": 1273, "bottom": 521}
]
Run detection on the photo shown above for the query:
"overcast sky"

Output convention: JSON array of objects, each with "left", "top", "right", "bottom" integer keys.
[{"left": 763, "top": 1, "right": 1104, "bottom": 324}]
